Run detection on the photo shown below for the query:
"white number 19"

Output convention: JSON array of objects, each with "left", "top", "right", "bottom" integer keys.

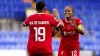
[{"left": 34, "top": 27, "right": 45, "bottom": 42}]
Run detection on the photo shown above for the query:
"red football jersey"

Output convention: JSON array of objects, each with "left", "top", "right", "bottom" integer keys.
[
  {"left": 60, "top": 18, "right": 83, "bottom": 48},
  {"left": 24, "top": 13, "right": 60, "bottom": 54}
]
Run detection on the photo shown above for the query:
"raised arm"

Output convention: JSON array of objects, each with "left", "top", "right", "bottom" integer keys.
[{"left": 53, "top": 8, "right": 64, "bottom": 27}]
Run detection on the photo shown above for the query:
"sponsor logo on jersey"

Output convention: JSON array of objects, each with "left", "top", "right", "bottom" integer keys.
[{"left": 64, "top": 31, "right": 76, "bottom": 36}]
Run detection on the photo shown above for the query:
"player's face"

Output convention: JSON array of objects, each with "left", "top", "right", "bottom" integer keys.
[{"left": 64, "top": 6, "right": 73, "bottom": 18}]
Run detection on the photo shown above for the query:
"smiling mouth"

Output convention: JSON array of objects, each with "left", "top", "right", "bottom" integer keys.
[{"left": 65, "top": 13, "right": 69, "bottom": 16}]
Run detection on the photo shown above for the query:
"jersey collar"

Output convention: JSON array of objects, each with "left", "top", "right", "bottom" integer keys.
[
  {"left": 36, "top": 13, "right": 45, "bottom": 14},
  {"left": 65, "top": 18, "right": 71, "bottom": 23}
]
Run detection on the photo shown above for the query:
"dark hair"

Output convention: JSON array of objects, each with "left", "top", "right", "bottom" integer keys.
[
  {"left": 36, "top": 1, "right": 45, "bottom": 11},
  {"left": 68, "top": 6, "right": 74, "bottom": 12}
]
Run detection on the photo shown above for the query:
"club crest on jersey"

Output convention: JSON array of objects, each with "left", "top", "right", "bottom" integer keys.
[{"left": 67, "top": 25, "right": 71, "bottom": 29}]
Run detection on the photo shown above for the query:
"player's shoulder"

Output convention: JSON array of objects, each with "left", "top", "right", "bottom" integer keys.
[
  {"left": 46, "top": 14, "right": 54, "bottom": 17},
  {"left": 62, "top": 19, "right": 65, "bottom": 21},
  {"left": 75, "top": 18, "right": 81, "bottom": 20},
  {"left": 29, "top": 13, "right": 43, "bottom": 18},
  {"left": 75, "top": 18, "right": 82, "bottom": 22},
  {"left": 62, "top": 19, "right": 65, "bottom": 22},
  {"left": 28, "top": 14, "right": 36, "bottom": 17},
  {"left": 26, "top": 15, "right": 33, "bottom": 19},
  {"left": 75, "top": 18, "right": 83, "bottom": 24}
]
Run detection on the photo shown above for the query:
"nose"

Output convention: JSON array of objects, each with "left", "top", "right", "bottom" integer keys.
[
  {"left": 66, "top": 10, "right": 69, "bottom": 13},
  {"left": 65, "top": 12, "right": 68, "bottom": 14}
]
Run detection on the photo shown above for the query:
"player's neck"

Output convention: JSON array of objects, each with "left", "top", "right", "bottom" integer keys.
[{"left": 66, "top": 17, "right": 71, "bottom": 21}]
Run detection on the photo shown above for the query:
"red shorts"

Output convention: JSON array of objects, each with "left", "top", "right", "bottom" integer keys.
[
  {"left": 29, "top": 53, "right": 52, "bottom": 56},
  {"left": 58, "top": 47, "right": 79, "bottom": 56}
]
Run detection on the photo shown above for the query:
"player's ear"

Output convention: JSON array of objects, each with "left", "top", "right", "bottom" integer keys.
[{"left": 43, "top": 7, "right": 46, "bottom": 12}]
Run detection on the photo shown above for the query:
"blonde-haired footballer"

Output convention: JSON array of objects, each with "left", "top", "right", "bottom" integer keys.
[{"left": 54, "top": 6, "right": 84, "bottom": 56}]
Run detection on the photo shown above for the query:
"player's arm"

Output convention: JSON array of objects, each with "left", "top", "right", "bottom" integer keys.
[
  {"left": 52, "top": 26, "right": 59, "bottom": 37},
  {"left": 75, "top": 24, "right": 84, "bottom": 35},
  {"left": 23, "top": 15, "right": 32, "bottom": 27},
  {"left": 51, "top": 8, "right": 63, "bottom": 37},
  {"left": 71, "top": 18, "right": 84, "bottom": 35},
  {"left": 53, "top": 9, "right": 64, "bottom": 27}
]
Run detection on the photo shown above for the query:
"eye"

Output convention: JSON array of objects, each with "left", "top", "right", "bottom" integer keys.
[
  {"left": 64, "top": 10, "right": 67, "bottom": 12},
  {"left": 65, "top": 10, "right": 71, "bottom": 12}
]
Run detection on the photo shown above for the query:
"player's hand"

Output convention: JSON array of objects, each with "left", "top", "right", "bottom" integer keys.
[
  {"left": 53, "top": 8, "right": 59, "bottom": 18},
  {"left": 70, "top": 17, "right": 76, "bottom": 27},
  {"left": 53, "top": 8, "right": 64, "bottom": 27}
]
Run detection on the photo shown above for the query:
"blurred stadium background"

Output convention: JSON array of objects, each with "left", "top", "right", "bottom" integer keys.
[{"left": 0, "top": 0, "right": 100, "bottom": 56}]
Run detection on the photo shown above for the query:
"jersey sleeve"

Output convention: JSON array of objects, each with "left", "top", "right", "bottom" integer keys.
[
  {"left": 76, "top": 18, "right": 84, "bottom": 29},
  {"left": 23, "top": 15, "right": 32, "bottom": 26},
  {"left": 50, "top": 15, "right": 60, "bottom": 27},
  {"left": 76, "top": 18, "right": 82, "bottom": 25}
]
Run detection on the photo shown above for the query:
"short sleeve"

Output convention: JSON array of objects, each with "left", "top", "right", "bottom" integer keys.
[
  {"left": 76, "top": 18, "right": 84, "bottom": 29},
  {"left": 75, "top": 18, "right": 82, "bottom": 25},
  {"left": 50, "top": 15, "right": 60, "bottom": 27},
  {"left": 23, "top": 15, "right": 32, "bottom": 26}
]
